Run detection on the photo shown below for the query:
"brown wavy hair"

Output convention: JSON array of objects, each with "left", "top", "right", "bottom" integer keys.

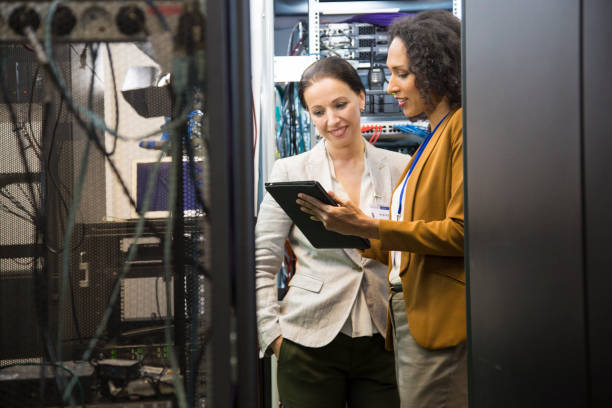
[{"left": 298, "top": 56, "right": 365, "bottom": 110}]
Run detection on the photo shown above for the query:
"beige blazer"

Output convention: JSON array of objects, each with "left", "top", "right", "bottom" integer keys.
[
  {"left": 255, "top": 140, "right": 409, "bottom": 356},
  {"left": 365, "top": 108, "right": 465, "bottom": 350}
]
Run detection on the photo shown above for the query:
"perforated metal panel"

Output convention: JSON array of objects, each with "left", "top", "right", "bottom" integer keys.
[{"left": 0, "top": 2, "right": 210, "bottom": 406}]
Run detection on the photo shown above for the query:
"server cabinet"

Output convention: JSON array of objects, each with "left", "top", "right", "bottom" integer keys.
[
  {"left": 583, "top": 0, "right": 612, "bottom": 405},
  {"left": 464, "top": 0, "right": 599, "bottom": 406}
]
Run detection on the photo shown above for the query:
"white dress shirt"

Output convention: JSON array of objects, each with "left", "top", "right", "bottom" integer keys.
[
  {"left": 388, "top": 170, "right": 409, "bottom": 286},
  {"left": 324, "top": 142, "right": 377, "bottom": 337}
]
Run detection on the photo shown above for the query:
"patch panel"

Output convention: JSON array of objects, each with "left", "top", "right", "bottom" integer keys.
[
  {"left": 320, "top": 23, "right": 353, "bottom": 36},
  {"left": 321, "top": 36, "right": 353, "bottom": 48},
  {"left": 361, "top": 119, "right": 429, "bottom": 141},
  {"left": 320, "top": 22, "right": 389, "bottom": 67}
]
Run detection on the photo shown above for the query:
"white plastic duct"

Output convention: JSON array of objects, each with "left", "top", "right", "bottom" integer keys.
[{"left": 251, "top": 0, "right": 277, "bottom": 211}]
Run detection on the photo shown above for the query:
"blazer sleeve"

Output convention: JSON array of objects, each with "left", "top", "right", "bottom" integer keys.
[
  {"left": 360, "top": 238, "right": 389, "bottom": 265},
  {"left": 377, "top": 124, "right": 464, "bottom": 257},
  {"left": 255, "top": 159, "right": 293, "bottom": 356}
]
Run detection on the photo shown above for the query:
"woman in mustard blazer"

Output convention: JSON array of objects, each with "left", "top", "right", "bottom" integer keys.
[{"left": 298, "top": 11, "right": 466, "bottom": 408}]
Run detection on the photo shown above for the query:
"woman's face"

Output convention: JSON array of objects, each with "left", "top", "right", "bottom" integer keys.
[
  {"left": 303, "top": 77, "right": 365, "bottom": 149},
  {"left": 386, "top": 37, "right": 428, "bottom": 118}
]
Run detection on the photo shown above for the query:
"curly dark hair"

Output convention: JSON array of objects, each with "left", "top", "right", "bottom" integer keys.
[
  {"left": 298, "top": 56, "right": 365, "bottom": 110},
  {"left": 389, "top": 10, "right": 461, "bottom": 110}
]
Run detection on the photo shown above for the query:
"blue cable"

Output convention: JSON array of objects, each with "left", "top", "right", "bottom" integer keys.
[
  {"left": 393, "top": 123, "right": 430, "bottom": 138},
  {"left": 144, "top": 0, "right": 170, "bottom": 31}
]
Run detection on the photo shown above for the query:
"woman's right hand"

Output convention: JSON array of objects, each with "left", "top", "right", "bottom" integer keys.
[
  {"left": 297, "top": 191, "right": 380, "bottom": 239},
  {"left": 271, "top": 335, "right": 283, "bottom": 358}
]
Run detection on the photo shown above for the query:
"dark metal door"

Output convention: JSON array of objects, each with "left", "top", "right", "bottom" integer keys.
[{"left": 464, "top": 0, "right": 595, "bottom": 406}]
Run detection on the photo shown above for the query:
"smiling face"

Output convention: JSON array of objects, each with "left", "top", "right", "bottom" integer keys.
[
  {"left": 386, "top": 37, "right": 429, "bottom": 118},
  {"left": 303, "top": 76, "right": 365, "bottom": 149}
]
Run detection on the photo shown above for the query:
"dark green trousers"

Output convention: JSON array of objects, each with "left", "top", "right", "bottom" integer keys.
[{"left": 277, "top": 333, "right": 400, "bottom": 408}]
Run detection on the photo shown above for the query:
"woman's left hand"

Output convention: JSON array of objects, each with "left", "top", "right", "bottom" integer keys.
[{"left": 297, "top": 191, "right": 380, "bottom": 239}]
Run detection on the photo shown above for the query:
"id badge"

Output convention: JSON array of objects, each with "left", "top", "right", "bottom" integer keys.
[{"left": 370, "top": 205, "right": 390, "bottom": 220}]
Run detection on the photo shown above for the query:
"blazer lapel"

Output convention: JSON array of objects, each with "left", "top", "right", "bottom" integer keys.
[
  {"left": 307, "top": 141, "right": 390, "bottom": 267},
  {"left": 305, "top": 141, "right": 332, "bottom": 189},
  {"left": 340, "top": 142, "right": 391, "bottom": 266},
  {"left": 403, "top": 111, "right": 456, "bottom": 221},
  {"left": 365, "top": 141, "right": 392, "bottom": 205}
]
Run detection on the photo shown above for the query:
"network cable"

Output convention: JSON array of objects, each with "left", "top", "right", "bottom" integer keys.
[
  {"left": 62, "top": 141, "right": 171, "bottom": 402},
  {"left": 18, "top": 35, "right": 177, "bottom": 403},
  {"left": 39, "top": 1, "right": 191, "bottom": 142},
  {"left": 8, "top": 6, "right": 204, "bottom": 406}
]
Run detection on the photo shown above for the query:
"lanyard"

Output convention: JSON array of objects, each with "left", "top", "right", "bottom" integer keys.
[{"left": 396, "top": 112, "right": 450, "bottom": 219}]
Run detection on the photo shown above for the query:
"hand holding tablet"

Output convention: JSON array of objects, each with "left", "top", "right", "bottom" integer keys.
[{"left": 264, "top": 181, "right": 370, "bottom": 249}]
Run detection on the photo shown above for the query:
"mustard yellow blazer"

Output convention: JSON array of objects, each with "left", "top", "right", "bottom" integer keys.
[{"left": 365, "top": 107, "right": 465, "bottom": 350}]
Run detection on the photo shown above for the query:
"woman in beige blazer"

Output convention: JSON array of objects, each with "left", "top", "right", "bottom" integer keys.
[
  {"left": 255, "top": 57, "right": 409, "bottom": 407},
  {"left": 298, "top": 11, "right": 466, "bottom": 408}
]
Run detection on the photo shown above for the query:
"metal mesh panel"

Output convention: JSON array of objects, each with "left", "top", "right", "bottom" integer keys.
[{"left": 0, "top": 6, "right": 209, "bottom": 405}]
